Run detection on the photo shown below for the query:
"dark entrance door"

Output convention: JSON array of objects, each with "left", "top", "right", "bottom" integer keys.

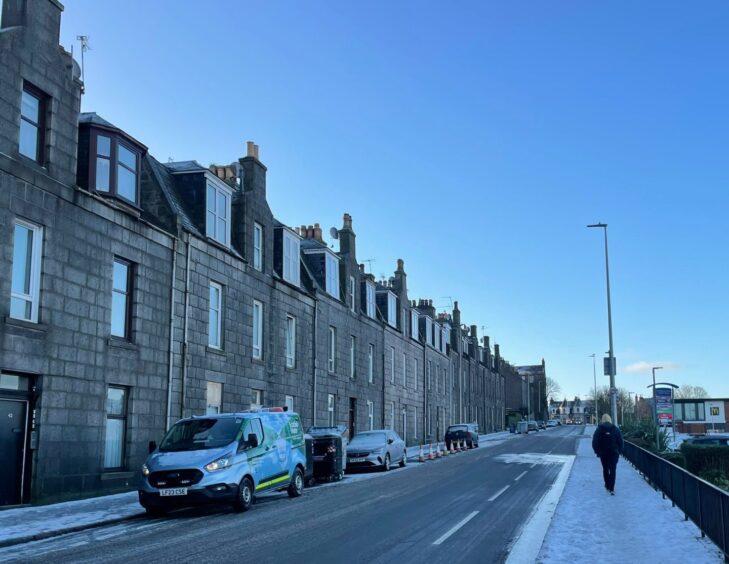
[
  {"left": 0, "top": 399, "right": 28, "bottom": 506},
  {"left": 348, "top": 398, "right": 356, "bottom": 441}
]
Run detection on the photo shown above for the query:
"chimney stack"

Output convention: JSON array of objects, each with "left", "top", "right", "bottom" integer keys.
[
  {"left": 339, "top": 213, "right": 356, "bottom": 257},
  {"left": 241, "top": 140, "right": 266, "bottom": 196}
]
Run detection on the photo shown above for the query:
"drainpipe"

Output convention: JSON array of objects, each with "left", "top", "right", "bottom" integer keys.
[
  {"left": 164, "top": 236, "right": 178, "bottom": 431},
  {"left": 311, "top": 293, "right": 318, "bottom": 428},
  {"left": 180, "top": 236, "right": 192, "bottom": 419},
  {"left": 423, "top": 342, "right": 427, "bottom": 441}
]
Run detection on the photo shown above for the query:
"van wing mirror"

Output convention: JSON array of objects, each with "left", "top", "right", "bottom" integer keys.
[
  {"left": 388, "top": 438, "right": 394, "bottom": 444},
  {"left": 247, "top": 433, "right": 259, "bottom": 448},
  {"left": 148, "top": 440, "right": 157, "bottom": 454}
]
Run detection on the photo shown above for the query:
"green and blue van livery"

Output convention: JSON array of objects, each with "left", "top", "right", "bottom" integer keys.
[{"left": 138, "top": 409, "right": 306, "bottom": 515}]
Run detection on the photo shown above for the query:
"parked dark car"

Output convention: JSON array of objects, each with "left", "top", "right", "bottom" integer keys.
[
  {"left": 346, "top": 430, "right": 406, "bottom": 471},
  {"left": 445, "top": 423, "right": 479, "bottom": 449},
  {"left": 683, "top": 434, "right": 729, "bottom": 446},
  {"left": 537, "top": 420, "right": 546, "bottom": 430}
]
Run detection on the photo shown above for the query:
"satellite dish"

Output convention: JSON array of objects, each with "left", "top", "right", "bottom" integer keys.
[{"left": 329, "top": 227, "right": 339, "bottom": 240}]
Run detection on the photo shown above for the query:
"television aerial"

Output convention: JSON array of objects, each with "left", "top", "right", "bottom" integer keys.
[{"left": 329, "top": 227, "right": 339, "bottom": 240}]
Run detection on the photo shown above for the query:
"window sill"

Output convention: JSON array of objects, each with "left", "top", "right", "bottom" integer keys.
[
  {"left": 107, "top": 337, "right": 137, "bottom": 350},
  {"left": 4, "top": 316, "right": 47, "bottom": 333},
  {"left": 251, "top": 357, "right": 264, "bottom": 365},
  {"left": 100, "top": 471, "right": 135, "bottom": 481},
  {"left": 206, "top": 346, "right": 227, "bottom": 357}
]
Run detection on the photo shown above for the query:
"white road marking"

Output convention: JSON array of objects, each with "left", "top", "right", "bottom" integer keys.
[
  {"left": 530, "top": 463, "right": 538, "bottom": 468},
  {"left": 506, "top": 455, "right": 576, "bottom": 564},
  {"left": 488, "top": 485, "right": 510, "bottom": 501},
  {"left": 514, "top": 471, "right": 528, "bottom": 482},
  {"left": 432, "top": 511, "right": 479, "bottom": 545}
]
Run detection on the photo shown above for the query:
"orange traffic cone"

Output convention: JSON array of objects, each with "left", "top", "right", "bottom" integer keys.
[
  {"left": 450, "top": 441, "right": 456, "bottom": 455},
  {"left": 428, "top": 443, "right": 434, "bottom": 461},
  {"left": 418, "top": 444, "right": 425, "bottom": 462}
]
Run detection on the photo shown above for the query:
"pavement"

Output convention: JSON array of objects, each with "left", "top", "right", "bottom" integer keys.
[{"left": 536, "top": 426, "right": 724, "bottom": 563}]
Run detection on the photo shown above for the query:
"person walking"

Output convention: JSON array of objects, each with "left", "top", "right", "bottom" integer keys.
[{"left": 592, "top": 413, "right": 624, "bottom": 495}]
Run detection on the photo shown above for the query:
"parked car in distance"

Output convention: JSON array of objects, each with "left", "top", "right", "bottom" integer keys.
[
  {"left": 138, "top": 408, "right": 306, "bottom": 516},
  {"left": 683, "top": 434, "right": 729, "bottom": 446},
  {"left": 527, "top": 420, "right": 539, "bottom": 432},
  {"left": 445, "top": 423, "right": 480, "bottom": 448},
  {"left": 346, "top": 430, "right": 406, "bottom": 471},
  {"left": 546, "top": 420, "right": 559, "bottom": 428},
  {"left": 537, "top": 420, "right": 546, "bottom": 430}
]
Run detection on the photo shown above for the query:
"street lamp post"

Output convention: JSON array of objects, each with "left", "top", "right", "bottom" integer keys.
[
  {"left": 587, "top": 223, "right": 618, "bottom": 424},
  {"left": 652, "top": 366, "right": 663, "bottom": 450}
]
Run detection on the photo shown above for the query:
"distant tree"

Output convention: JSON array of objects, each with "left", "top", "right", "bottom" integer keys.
[
  {"left": 674, "top": 385, "right": 709, "bottom": 399},
  {"left": 546, "top": 377, "right": 562, "bottom": 399}
]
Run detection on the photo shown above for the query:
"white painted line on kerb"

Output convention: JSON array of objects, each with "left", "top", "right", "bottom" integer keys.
[
  {"left": 514, "top": 471, "right": 528, "bottom": 482},
  {"left": 432, "top": 511, "right": 479, "bottom": 546},
  {"left": 488, "top": 485, "right": 510, "bottom": 501},
  {"left": 506, "top": 455, "right": 576, "bottom": 564}
]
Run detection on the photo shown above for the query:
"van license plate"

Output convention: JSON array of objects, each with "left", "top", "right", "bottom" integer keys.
[
  {"left": 350, "top": 458, "right": 366, "bottom": 463},
  {"left": 159, "top": 488, "right": 187, "bottom": 496}
]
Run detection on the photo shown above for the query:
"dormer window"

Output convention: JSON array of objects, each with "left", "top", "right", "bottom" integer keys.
[
  {"left": 387, "top": 293, "right": 397, "bottom": 327},
  {"left": 253, "top": 223, "right": 263, "bottom": 270},
  {"left": 282, "top": 230, "right": 300, "bottom": 285},
  {"left": 365, "top": 281, "right": 376, "bottom": 319},
  {"left": 349, "top": 276, "right": 356, "bottom": 312},
  {"left": 206, "top": 181, "right": 231, "bottom": 246},
  {"left": 410, "top": 310, "right": 419, "bottom": 341},
  {"left": 325, "top": 253, "right": 340, "bottom": 299},
  {"left": 425, "top": 317, "right": 433, "bottom": 347},
  {"left": 90, "top": 130, "right": 141, "bottom": 205}
]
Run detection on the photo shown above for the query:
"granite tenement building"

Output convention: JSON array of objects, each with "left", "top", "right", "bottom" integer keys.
[{"left": 0, "top": 0, "right": 539, "bottom": 505}]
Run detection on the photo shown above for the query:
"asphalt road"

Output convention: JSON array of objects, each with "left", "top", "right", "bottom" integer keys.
[{"left": 1, "top": 425, "right": 585, "bottom": 564}]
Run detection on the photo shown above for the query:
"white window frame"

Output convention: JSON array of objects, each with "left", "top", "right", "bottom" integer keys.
[
  {"left": 390, "top": 347, "right": 395, "bottom": 384},
  {"left": 208, "top": 282, "right": 223, "bottom": 349},
  {"left": 413, "top": 358, "right": 418, "bottom": 391},
  {"left": 368, "top": 344, "right": 374, "bottom": 384},
  {"left": 253, "top": 222, "right": 263, "bottom": 271},
  {"left": 328, "top": 393, "right": 336, "bottom": 426},
  {"left": 282, "top": 230, "right": 300, "bottom": 285},
  {"left": 285, "top": 314, "right": 296, "bottom": 368},
  {"left": 390, "top": 401, "right": 395, "bottom": 430},
  {"left": 413, "top": 407, "right": 418, "bottom": 440},
  {"left": 350, "top": 335, "right": 356, "bottom": 379},
  {"left": 402, "top": 408, "right": 407, "bottom": 443},
  {"left": 387, "top": 292, "right": 397, "bottom": 327},
  {"left": 251, "top": 388, "right": 263, "bottom": 410},
  {"left": 252, "top": 300, "right": 263, "bottom": 359},
  {"left": 328, "top": 326, "right": 336, "bottom": 373},
  {"left": 205, "top": 180, "right": 231, "bottom": 246},
  {"left": 427, "top": 360, "right": 431, "bottom": 390},
  {"left": 206, "top": 381, "right": 222, "bottom": 415},
  {"left": 10, "top": 219, "right": 43, "bottom": 323},
  {"left": 285, "top": 395, "right": 294, "bottom": 413},
  {"left": 325, "top": 253, "right": 340, "bottom": 300},
  {"left": 349, "top": 275, "right": 356, "bottom": 313},
  {"left": 366, "top": 281, "right": 376, "bottom": 319},
  {"left": 425, "top": 317, "right": 433, "bottom": 347},
  {"left": 367, "top": 400, "right": 374, "bottom": 431},
  {"left": 410, "top": 310, "right": 419, "bottom": 341},
  {"left": 402, "top": 352, "right": 407, "bottom": 387}
]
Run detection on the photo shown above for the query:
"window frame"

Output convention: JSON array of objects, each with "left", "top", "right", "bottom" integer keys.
[
  {"left": 328, "top": 326, "right": 336, "bottom": 373},
  {"left": 253, "top": 222, "right": 263, "bottom": 271},
  {"left": 282, "top": 230, "right": 300, "bottom": 285},
  {"left": 205, "top": 179, "right": 232, "bottom": 247},
  {"left": 410, "top": 310, "right": 419, "bottom": 341},
  {"left": 349, "top": 335, "right": 356, "bottom": 379},
  {"left": 325, "top": 253, "right": 340, "bottom": 300},
  {"left": 208, "top": 282, "right": 223, "bottom": 349},
  {"left": 89, "top": 129, "right": 142, "bottom": 206},
  {"left": 104, "top": 385, "right": 128, "bottom": 470},
  {"left": 206, "top": 381, "right": 223, "bottom": 415},
  {"left": 368, "top": 343, "right": 375, "bottom": 384},
  {"left": 285, "top": 314, "right": 296, "bottom": 368},
  {"left": 366, "top": 281, "right": 376, "bottom": 319},
  {"left": 327, "top": 393, "right": 336, "bottom": 426},
  {"left": 349, "top": 275, "right": 356, "bottom": 313},
  {"left": 367, "top": 400, "right": 374, "bottom": 431},
  {"left": 390, "top": 347, "right": 395, "bottom": 384},
  {"left": 19, "top": 83, "right": 46, "bottom": 164},
  {"left": 387, "top": 293, "right": 397, "bottom": 327},
  {"left": 402, "top": 352, "right": 407, "bottom": 387},
  {"left": 285, "top": 395, "right": 294, "bottom": 413},
  {"left": 251, "top": 388, "right": 264, "bottom": 410},
  {"left": 10, "top": 219, "right": 43, "bottom": 324},
  {"left": 110, "top": 257, "right": 133, "bottom": 340},
  {"left": 252, "top": 300, "right": 264, "bottom": 360}
]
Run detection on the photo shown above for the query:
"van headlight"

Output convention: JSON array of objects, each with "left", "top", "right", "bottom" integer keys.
[
  {"left": 142, "top": 464, "right": 150, "bottom": 477},
  {"left": 205, "top": 455, "right": 233, "bottom": 472}
]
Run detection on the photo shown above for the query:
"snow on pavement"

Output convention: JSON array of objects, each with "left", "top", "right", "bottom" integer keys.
[{"left": 537, "top": 430, "right": 723, "bottom": 564}]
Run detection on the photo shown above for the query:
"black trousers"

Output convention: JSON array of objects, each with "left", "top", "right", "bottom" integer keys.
[{"left": 600, "top": 453, "right": 619, "bottom": 491}]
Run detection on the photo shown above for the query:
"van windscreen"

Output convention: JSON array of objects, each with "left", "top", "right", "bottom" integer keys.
[{"left": 160, "top": 418, "right": 243, "bottom": 451}]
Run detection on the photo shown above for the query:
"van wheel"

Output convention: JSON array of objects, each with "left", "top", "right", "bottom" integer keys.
[
  {"left": 233, "top": 477, "right": 254, "bottom": 512},
  {"left": 288, "top": 468, "right": 304, "bottom": 498}
]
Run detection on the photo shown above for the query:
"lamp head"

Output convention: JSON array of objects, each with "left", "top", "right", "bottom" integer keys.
[{"left": 587, "top": 223, "right": 607, "bottom": 228}]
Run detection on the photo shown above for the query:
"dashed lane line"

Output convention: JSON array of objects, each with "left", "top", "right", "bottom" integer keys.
[
  {"left": 488, "top": 485, "right": 510, "bottom": 502},
  {"left": 433, "top": 511, "right": 480, "bottom": 546}
]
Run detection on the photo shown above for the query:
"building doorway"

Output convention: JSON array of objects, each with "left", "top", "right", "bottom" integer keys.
[
  {"left": 0, "top": 398, "right": 29, "bottom": 506},
  {"left": 348, "top": 398, "right": 356, "bottom": 440}
]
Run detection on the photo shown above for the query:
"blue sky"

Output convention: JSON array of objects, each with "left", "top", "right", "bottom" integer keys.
[{"left": 60, "top": 1, "right": 729, "bottom": 400}]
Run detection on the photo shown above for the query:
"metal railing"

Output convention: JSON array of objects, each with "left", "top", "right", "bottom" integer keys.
[{"left": 623, "top": 440, "right": 729, "bottom": 561}]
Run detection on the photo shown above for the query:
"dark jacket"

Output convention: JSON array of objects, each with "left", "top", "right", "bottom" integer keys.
[{"left": 592, "top": 422, "right": 624, "bottom": 457}]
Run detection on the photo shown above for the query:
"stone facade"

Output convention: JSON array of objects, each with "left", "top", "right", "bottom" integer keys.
[{"left": 0, "top": 0, "right": 532, "bottom": 505}]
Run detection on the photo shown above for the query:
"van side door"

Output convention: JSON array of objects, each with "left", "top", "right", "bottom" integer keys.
[{"left": 243, "top": 418, "right": 266, "bottom": 487}]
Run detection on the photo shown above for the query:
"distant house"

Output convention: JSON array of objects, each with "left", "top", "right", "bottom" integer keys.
[
  {"left": 675, "top": 398, "right": 728, "bottom": 434},
  {"left": 549, "top": 397, "right": 594, "bottom": 423}
]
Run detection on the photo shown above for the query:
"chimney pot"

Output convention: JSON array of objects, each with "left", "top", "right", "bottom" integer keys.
[
  {"left": 247, "top": 141, "right": 256, "bottom": 157},
  {"left": 396, "top": 258, "right": 404, "bottom": 271},
  {"left": 343, "top": 213, "right": 353, "bottom": 229},
  {"left": 254, "top": 144, "right": 260, "bottom": 160}
]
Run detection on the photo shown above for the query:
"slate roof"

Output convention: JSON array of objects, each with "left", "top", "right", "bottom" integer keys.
[
  {"left": 79, "top": 112, "right": 117, "bottom": 129},
  {"left": 165, "top": 160, "right": 207, "bottom": 173},
  {"left": 145, "top": 155, "right": 202, "bottom": 237}
]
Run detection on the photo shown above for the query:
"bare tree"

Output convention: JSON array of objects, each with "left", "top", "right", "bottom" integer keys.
[
  {"left": 674, "top": 385, "right": 709, "bottom": 399},
  {"left": 546, "top": 377, "right": 561, "bottom": 401}
]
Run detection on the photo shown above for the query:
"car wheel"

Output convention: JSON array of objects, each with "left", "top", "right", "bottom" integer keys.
[
  {"left": 233, "top": 476, "right": 254, "bottom": 512},
  {"left": 287, "top": 467, "right": 304, "bottom": 498},
  {"left": 383, "top": 454, "right": 391, "bottom": 471},
  {"left": 144, "top": 506, "right": 167, "bottom": 518},
  {"left": 399, "top": 452, "right": 407, "bottom": 467}
]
